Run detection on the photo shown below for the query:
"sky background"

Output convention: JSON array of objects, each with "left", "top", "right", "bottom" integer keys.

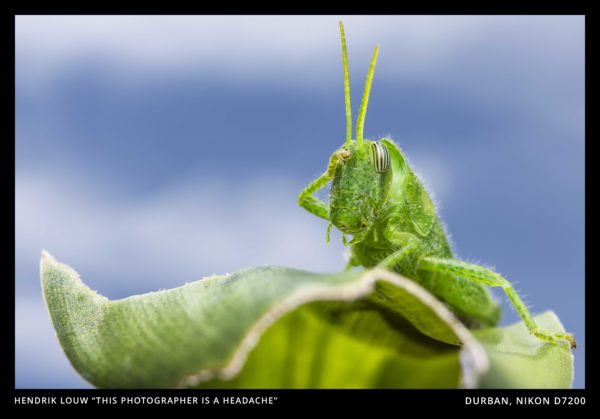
[{"left": 15, "top": 15, "right": 584, "bottom": 388}]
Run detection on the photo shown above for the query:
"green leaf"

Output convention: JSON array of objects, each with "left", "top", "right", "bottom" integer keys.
[
  {"left": 40, "top": 251, "right": 573, "bottom": 388},
  {"left": 474, "top": 311, "right": 574, "bottom": 388}
]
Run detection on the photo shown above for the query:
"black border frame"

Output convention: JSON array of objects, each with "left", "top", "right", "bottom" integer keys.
[{"left": 6, "top": 2, "right": 591, "bottom": 410}]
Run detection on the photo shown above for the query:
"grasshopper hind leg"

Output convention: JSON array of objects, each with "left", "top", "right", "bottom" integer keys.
[{"left": 419, "top": 257, "right": 576, "bottom": 349}]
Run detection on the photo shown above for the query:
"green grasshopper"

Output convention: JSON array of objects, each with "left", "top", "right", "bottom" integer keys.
[{"left": 298, "top": 22, "right": 576, "bottom": 348}]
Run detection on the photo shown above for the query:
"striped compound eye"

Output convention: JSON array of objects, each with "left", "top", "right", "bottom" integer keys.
[{"left": 370, "top": 142, "right": 390, "bottom": 173}]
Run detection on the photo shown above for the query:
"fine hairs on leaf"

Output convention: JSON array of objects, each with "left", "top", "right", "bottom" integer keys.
[{"left": 41, "top": 251, "right": 573, "bottom": 389}]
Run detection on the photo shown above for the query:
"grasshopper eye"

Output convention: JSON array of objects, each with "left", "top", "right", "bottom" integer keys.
[{"left": 371, "top": 142, "right": 390, "bottom": 173}]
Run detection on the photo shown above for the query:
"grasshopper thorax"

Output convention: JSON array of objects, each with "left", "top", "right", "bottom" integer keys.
[{"left": 329, "top": 141, "right": 392, "bottom": 237}]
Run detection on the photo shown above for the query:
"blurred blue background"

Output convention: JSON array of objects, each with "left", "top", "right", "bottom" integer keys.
[{"left": 15, "top": 16, "right": 584, "bottom": 388}]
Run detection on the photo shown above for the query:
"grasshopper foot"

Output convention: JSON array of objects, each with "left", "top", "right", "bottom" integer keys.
[{"left": 532, "top": 329, "right": 576, "bottom": 349}]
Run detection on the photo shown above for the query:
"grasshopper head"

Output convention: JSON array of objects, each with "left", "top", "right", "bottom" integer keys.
[
  {"left": 330, "top": 141, "right": 392, "bottom": 238},
  {"left": 328, "top": 22, "right": 389, "bottom": 242}
]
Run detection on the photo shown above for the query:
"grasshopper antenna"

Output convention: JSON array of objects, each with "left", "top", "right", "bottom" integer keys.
[
  {"left": 356, "top": 44, "right": 379, "bottom": 148},
  {"left": 339, "top": 21, "right": 352, "bottom": 148}
]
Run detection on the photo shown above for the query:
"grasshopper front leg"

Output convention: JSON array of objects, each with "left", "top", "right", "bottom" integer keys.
[
  {"left": 298, "top": 153, "right": 343, "bottom": 220},
  {"left": 344, "top": 248, "right": 361, "bottom": 271},
  {"left": 377, "top": 228, "right": 420, "bottom": 269},
  {"left": 419, "top": 257, "right": 577, "bottom": 348}
]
